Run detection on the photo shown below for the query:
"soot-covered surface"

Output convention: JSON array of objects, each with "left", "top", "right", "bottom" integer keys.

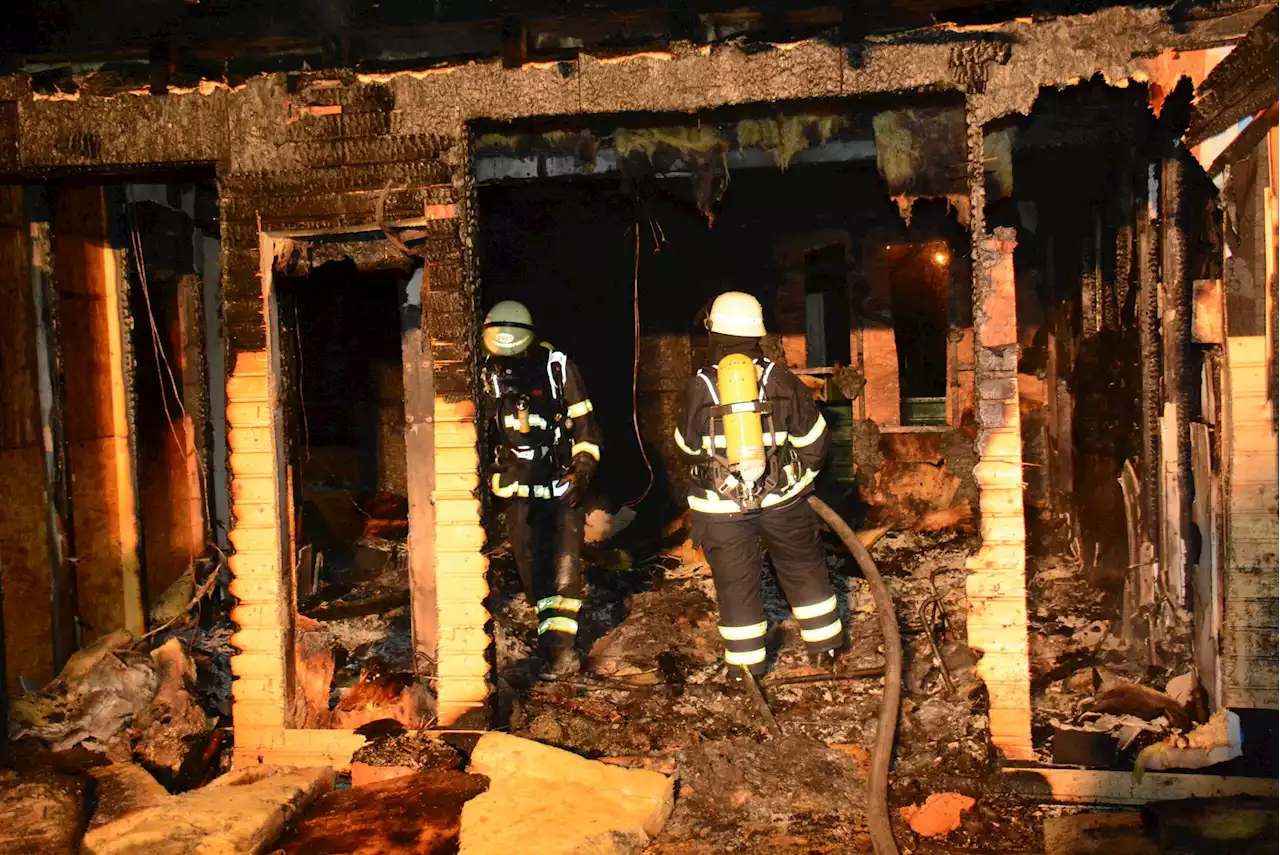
[{"left": 488, "top": 520, "right": 1049, "bottom": 852}]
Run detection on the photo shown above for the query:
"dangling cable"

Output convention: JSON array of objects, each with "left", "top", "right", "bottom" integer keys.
[{"left": 626, "top": 219, "right": 655, "bottom": 508}]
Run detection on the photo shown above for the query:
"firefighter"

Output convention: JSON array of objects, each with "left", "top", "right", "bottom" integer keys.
[
  {"left": 675, "top": 291, "right": 843, "bottom": 678},
  {"left": 481, "top": 300, "right": 601, "bottom": 676}
]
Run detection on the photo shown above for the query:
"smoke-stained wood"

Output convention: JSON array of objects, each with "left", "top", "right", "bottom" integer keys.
[
  {"left": 0, "top": 184, "right": 58, "bottom": 690},
  {"left": 55, "top": 185, "right": 145, "bottom": 640}
]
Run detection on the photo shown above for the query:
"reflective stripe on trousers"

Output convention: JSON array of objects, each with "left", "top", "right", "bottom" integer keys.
[{"left": 537, "top": 594, "right": 583, "bottom": 637}]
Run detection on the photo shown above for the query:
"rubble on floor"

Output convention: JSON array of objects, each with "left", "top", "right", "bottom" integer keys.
[
  {"left": 490, "top": 521, "right": 1011, "bottom": 850},
  {"left": 1026, "top": 548, "right": 1225, "bottom": 773},
  {"left": 649, "top": 736, "right": 870, "bottom": 854},
  {"left": 294, "top": 490, "right": 425, "bottom": 729},
  {"left": 7, "top": 629, "right": 228, "bottom": 784}
]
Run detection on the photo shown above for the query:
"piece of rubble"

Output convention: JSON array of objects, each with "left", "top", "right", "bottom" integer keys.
[
  {"left": 330, "top": 670, "right": 435, "bottom": 731},
  {"left": 276, "top": 769, "right": 488, "bottom": 854},
  {"left": 133, "top": 639, "right": 209, "bottom": 773},
  {"left": 11, "top": 632, "right": 212, "bottom": 773},
  {"left": 149, "top": 573, "right": 195, "bottom": 630},
  {"left": 899, "top": 792, "right": 976, "bottom": 837},
  {"left": 459, "top": 733, "right": 674, "bottom": 855},
  {"left": 1135, "top": 709, "right": 1243, "bottom": 776},
  {"left": 1071, "top": 620, "right": 1111, "bottom": 649},
  {"left": 587, "top": 587, "right": 720, "bottom": 678},
  {"left": 82, "top": 765, "right": 334, "bottom": 855},
  {"left": 349, "top": 730, "right": 462, "bottom": 781},
  {"left": 88, "top": 763, "right": 171, "bottom": 830},
  {"left": 1094, "top": 682, "right": 1190, "bottom": 729},
  {"left": 12, "top": 644, "right": 160, "bottom": 760},
  {"left": 1043, "top": 810, "right": 1156, "bottom": 855},
  {"left": 1164, "top": 671, "right": 1198, "bottom": 707},
  {"left": 349, "top": 763, "right": 418, "bottom": 787},
  {"left": 0, "top": 772, "right": 86, "bottom": 854},
  {"left": 585, "top": 505, "right": 637, "bottom": 544}
]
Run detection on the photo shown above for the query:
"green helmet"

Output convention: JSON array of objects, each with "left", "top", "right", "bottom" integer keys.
[{"left": 482, "top": 300, "right": 535, "bottom": 356}]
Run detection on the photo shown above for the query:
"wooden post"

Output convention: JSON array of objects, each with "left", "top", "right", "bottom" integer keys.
[
  {"left": 2, "top": 185, "right": 76, "bottom": 684},
  {"left": 401, "top": 264, "right": 439, "bottom": 672},
  {"left": 961, "top": 95, "right": 1033, "bottom": 761},
  {"left": 54, "top": 186, "right": 146, "bottom": 641},
  {"left": 178, "top": 272, "right": 212, "bottom": 551},
  {"left": 27, "top": 188, "right": 78, "bottom": 667}
]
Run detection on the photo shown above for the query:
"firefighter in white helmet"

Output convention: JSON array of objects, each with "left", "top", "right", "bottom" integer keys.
[
  {"left": 674, "top": 291, "right": 843, "bottom": 679},
  {"left": 481, "top": 300, "right": 601, "bottom": 677}
]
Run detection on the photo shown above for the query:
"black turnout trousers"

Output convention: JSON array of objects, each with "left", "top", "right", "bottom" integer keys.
[
  {"left": 694, "top": 497, "right": 841, "bottom": 674},
  {"left": 505, "top": 497, "right": 587, "bottom": 649}
]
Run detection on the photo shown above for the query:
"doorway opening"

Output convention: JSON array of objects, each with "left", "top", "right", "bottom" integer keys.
[{"left": 275, "top": 256, "right": 430, "bottom": 730}]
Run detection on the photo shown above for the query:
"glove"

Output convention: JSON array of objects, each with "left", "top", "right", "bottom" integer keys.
[{"left": 556, "top": 452, "right": 597, "bottom": 508}]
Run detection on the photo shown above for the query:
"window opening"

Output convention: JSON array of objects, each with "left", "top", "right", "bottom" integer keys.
[
  {"left": 886, "top": 241, "right": 950, "bottom": 425},
  {"left": 803, "top": 244, "right": 852, "bottom": 368}
]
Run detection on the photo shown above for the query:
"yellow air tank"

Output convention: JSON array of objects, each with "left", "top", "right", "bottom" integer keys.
[{"left": 716, "top": 353, "right": 766, "bottom": 484}]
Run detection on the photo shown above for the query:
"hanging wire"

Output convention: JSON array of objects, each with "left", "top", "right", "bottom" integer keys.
[
  {"left": 292, "top": 302, "right": 311, "bottom": 463},
  {"left": 126, "top": 188, "right": 220, "bottom": 627},
  {"left": 626, "top": 218, "right": 655, "bottom": 508},
  {"left": 125, "top": 190, "right": 209, "bottom": 512}
]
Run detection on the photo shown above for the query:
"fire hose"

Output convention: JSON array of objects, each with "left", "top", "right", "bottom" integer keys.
[{"left": 808, "top": 495, "right": 902, "bottom": 855}]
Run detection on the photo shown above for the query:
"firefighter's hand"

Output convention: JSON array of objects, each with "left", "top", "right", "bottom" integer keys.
[{"left": 556, "top": 453, "right": 597, "bottom": 508}]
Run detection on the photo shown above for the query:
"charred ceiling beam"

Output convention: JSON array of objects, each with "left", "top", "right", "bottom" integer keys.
[
  {"left": 0, "top": 3, "right": 1269, "bottom": 178},
  {"left": 1207, "top": 101, "right": 1279, "bottom": 176},
  {"left": 1185, "top": 6, "right": 1278, "bottom": 147}
]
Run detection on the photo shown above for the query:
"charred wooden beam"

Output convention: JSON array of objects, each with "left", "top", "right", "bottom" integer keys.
[
  {"left": 1207, "top": 102, "right": 1280, "bottom": 178},
  {"left": 1186, "top": 7, "right": 1278, "bottom": 148},
  {"left": 1160, "top": 151, "right": 1194, "bottom": 610},
  {"left": 1137, "top": 165, "right": 1161, "bottom": 550},
  {"left": 400, "top": 265, "right": 439, "bottom": 672}
]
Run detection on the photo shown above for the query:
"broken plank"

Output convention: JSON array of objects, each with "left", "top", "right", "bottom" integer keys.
[{"left": 1001, "top": 767, "right": 1279, "bottom": 805}]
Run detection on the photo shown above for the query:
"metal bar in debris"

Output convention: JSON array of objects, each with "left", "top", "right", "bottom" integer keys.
[
  {"left": 764, "top": 665, "right": 886, "bottom": 687},
  {"left": 741, "top": 665, "right": 783, "bottom": 736}
]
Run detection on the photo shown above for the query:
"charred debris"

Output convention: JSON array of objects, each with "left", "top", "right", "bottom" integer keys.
[{"left": 0, "top": 1, "right": 1277, "bottom": 853}]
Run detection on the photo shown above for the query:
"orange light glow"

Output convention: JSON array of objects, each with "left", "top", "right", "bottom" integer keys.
[{"left": 933, "top": 251, "right": 949, "bottom": 265}]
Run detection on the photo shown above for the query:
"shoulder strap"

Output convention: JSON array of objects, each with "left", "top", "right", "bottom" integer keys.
[
  {"left": 696, "top": 369, "right": 720, "bottom": 405},
  {"left": 758, "top": 359, "right": 776, "bottom": 400},
  {"left": 546, "top": 347, "right": 568, "bottom": 401}
]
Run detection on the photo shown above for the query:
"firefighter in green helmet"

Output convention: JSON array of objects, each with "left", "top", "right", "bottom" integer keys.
[{"left": 481, "top": 300, "right": 601, "bottom": 677}]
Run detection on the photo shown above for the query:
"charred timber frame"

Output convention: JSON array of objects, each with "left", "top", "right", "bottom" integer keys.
[{"left": 0, "top": 3, "right": 1268, "bottom": 768}]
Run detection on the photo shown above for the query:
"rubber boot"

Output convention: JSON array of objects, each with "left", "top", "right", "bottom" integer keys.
[
  {"left": 806, "top": 633, "right": 851, "bottom": 673},
  {"left": 539, "top": 638, "right": 581, "bottom": 678}
]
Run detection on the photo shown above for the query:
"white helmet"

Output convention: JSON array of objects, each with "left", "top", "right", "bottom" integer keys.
[
  {"left": 706, "top": 291, "right": 766, "bottom": 337},
  {"left": 482, "top": 300, "right": 535, "bottom": 356}
]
